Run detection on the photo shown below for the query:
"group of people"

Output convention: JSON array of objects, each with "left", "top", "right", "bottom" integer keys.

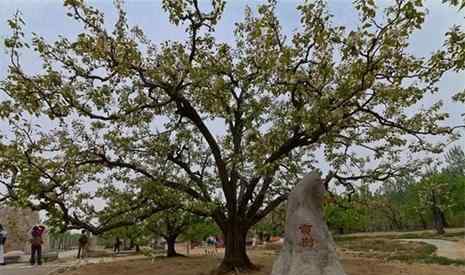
[{"left": 0, "top": 224, "right": 91, "bottom": 267}]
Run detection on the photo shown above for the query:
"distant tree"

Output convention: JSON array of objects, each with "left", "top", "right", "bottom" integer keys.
[
  {"left": 253, "top": 203, "right": 286, "bottom": 239},
  {"left": 324, "top": 196, "right": 365, "bottom": 234},
  {"left": 416, "top": 171, "right": 453, "bottom": 234},
  {"left": 48, "top": 231, "right": 81, "bottom": 251},
  {"left": 102, "top": 224, "right": 146, "bottom": 252},
  {"left": 378, "top": 148, "right": 465, "bottom": 232},
  {"left": 375, "top": 177, "right": 416, "bottom": 230},
  {"left": 144, "top": 208, "right": 194, "bottom": 257},
  {"left": 325, "top": 147, "right": 465, "bottom": 234},
  {"left": 401, "top": 181, "right": 430, "bottom": 230},
  {"left": 442, "top": 146, "right": 465, "bottom": 225},
  {"left": 182, "top": 217, "right": 221, "bottom": 243},
  {"left": 444, "top": 146, "right": 465, "bottom": 175}
]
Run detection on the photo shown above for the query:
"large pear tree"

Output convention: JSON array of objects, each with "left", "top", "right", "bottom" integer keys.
[{"left": 1, "top": 0, "right": 463, "bottom": 271}]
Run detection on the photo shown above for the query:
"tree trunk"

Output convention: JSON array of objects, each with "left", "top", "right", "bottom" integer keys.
[
  {"left": 440, "top": 210, "right": 449, "bottom": 227},
  {"left": 431, "top": 190, "right": 446, "bottom": 235},
  {"left": 165, "top": 235, "right": 179, "bottom": 257},
  {"left": 217, "top": 223, "right": 256, "bottom": 273},
  {"left": 432, "top": 206, "right": 446, "bottom": 235},
  {"left": 419, "top": 213, "right": 428, "bottom": 230}
]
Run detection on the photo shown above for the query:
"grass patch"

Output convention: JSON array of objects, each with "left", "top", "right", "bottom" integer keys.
[
  {"left": 399, "top": 231, "right": 465, "bottom": 240},
  {"left": 419, "top": 256, "right": 465, "bottom": 266},
  {"left": 338, "top": 239, "right": 435, "bottom": 256},
  {"left": 334, "top": 229, "right": 465, "bottom": 242},
  {"left": 391, "top": 253, "right": 465, "bottom": 266},
  {"left": 338, "top": 238, "right": 465, "bottom": 266}
]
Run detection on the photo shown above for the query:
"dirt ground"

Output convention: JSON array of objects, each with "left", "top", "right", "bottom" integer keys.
[{"left": 63, "top": 250, "right": 465, "bottom": 275}]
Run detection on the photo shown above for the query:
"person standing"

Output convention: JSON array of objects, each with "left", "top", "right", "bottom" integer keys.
[
  {"left": 0, "top": 224, "right": 7, "bottom": 266},
  {"left": 77, "top": 230, "right": 89, "bottom": 259},
  {"left": 30, "top": 225, "right": 45, "bottom": 265}
]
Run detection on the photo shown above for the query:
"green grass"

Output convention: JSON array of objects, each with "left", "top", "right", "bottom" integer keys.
[
  {"left": 338, "top": 238, "right": 436, "bottom": 256},
  {"left": 334, "top": 229, "right": 465, "bottom": 242},
  {"left": 391, "top": 253, "right": 465, "bottom": 266},
  {"left": 337, "top": 238, "right": 465, "bottom": 266},
  {"left": 398, "top": 231, "right": 465, "bottom": 240},
  {"left": 419, "top": 256, "right": 465, "bottom": 266}
]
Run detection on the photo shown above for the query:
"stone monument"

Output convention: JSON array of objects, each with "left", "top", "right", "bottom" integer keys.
[{"left": 271, "top": 171, "right": 346, "bottom": 275}]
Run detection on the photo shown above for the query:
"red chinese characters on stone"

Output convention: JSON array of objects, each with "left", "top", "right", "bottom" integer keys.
[{"left": 298, "top": 224, "right": 315, "bottom": 248}]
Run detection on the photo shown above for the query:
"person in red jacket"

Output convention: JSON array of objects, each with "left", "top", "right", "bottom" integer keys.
[{"left": 30, "top": 225, "right": 46, "bottom": 265}]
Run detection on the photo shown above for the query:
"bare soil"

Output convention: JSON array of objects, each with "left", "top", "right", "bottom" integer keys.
[{"left": 62, "top": 250, "right": 465, "bottom": 275}]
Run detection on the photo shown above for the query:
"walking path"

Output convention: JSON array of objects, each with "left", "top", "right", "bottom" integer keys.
[
  {"left": 0, "top": 264, "right": 65, "bottom": 275},
  {"left": 0, "top": 254, "right": 147, "bottom": 275},
  {"left": 400, "top": 239, "right": 465, "bottom": 260}
]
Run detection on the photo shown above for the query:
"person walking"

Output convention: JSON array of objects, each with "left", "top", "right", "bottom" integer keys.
[
  {"left": 252, "top": 236, "right": 257, "bottom": 249},
  {"left": 30, "top": 225, "right": 45, "bottom": 265},
  {"left": 113, "top": 237, "right": 121, "bottom": 254},
  {"left": 0, "top": 224, "right": 7, "bottom": 266},
  {"left": 205, "top": 236, "right": 217, "bottom": 256},
  {"left": 77, "top": 230, "right": 89, "bottom": 259}
]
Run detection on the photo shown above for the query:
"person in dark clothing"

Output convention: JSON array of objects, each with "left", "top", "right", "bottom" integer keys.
[
  {"left": 77, "top": 230, "right": 89, "bottom": 259},
  {"left": 0, "top": 224, "right": 7, "bottom": 265},
  {"left": 113, "top": 237, "right": 121, "bottom": 254},
  {"left": 30, "top": 225, "right": 45, "bottom": 265}
]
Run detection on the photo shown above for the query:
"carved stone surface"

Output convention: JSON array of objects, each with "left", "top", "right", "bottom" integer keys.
[{"left": 271, "top": 171, "right": 346, "bottom": 275}]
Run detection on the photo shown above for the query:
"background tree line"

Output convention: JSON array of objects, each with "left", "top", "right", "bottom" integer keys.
[
  {"left": 255, "top": 146, "right": 465, "bottom": 236},
  {"left": 326, "top": 147, "right": 465, "bottom": 234}
]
